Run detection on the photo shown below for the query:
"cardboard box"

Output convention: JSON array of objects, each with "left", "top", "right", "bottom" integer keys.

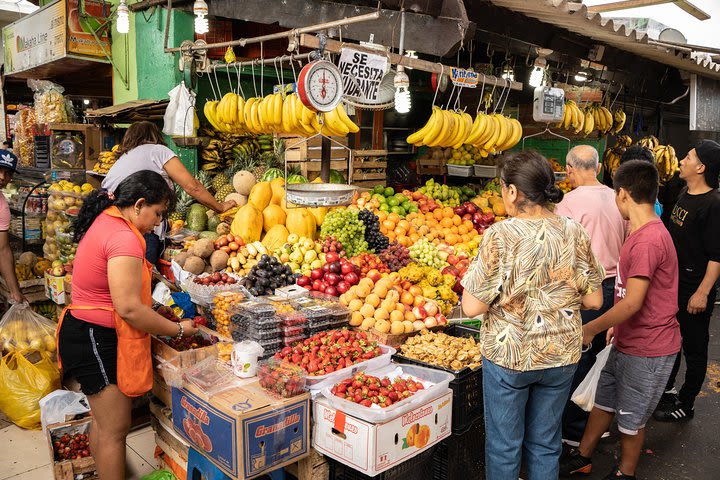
[
  {"left": 44, "top": 271, "right": 66, "bottom": 305},
  {"left": 152, "top": 325, "right": 227, "bottom": 370},
  {"left": 312, "top": 389, "right": 452, "bottom": 476},
  {"left": 171, "top": 380, "right": 310, "bottom": 479}
]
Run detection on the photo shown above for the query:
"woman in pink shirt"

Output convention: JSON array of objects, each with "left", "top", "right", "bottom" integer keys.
[{"left": 58, "top": 171, "right": 197, "bottom": 480}]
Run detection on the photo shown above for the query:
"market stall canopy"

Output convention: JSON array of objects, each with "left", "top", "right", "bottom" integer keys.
[
  {"left": 487, "top": 0, "right": 720, "bottom": 80},
  {"left": 85, "top": 99, "right": 170, "bottom": 124},
  {"left": 206, "top": 0, "right": 474, "bottom": 58}
]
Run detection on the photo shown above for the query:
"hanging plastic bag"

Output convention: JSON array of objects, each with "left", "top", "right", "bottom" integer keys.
[
  {"left": 39, "top": 390, "right": 90, "bottom": 434},
  {"left": 0, "top": 350, "right": 61, "bottom": 429},
  {"left": 571, "top": 344, "right": 613, "bottom": 412},
  {"left": 27, "top": 79, "right": 68, "bottom": 125},
  {"left": 163, "top": 82, "right": 197, "bottom": 138},
  {"left": 0, "top": 302, "right": 58, "bottom": 358}
]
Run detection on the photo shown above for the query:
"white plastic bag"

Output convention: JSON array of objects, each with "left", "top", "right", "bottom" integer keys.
[
  {"left": 571, "top": 344, "right": 612, "bottom": 412},
  {"left": 163, "top": 82, "right": 196, "bottom": 137},
  {"left": 39, "top": 390, "right": 90, "bottom": 433}
]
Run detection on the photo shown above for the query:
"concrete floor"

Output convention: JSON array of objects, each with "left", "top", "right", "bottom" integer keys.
[{"left": 588, "top": 307, "right": 720, "bottom": 479}]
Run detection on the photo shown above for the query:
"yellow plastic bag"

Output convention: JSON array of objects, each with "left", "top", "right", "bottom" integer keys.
[{"left": 0, "top": 350, "right": 61, "bottom": 429}]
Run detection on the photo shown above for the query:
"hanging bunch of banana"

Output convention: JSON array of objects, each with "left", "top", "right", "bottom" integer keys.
[
  {"left": 603, "top": 134, "right": 634, "bottom": 177},
  {"left": 407, "top": 107, "right": 523, "bottom": 155},
  {"left": 558, "top": 100, "right": 585, "bottom": 134},
  {"left": 591, "top": 104, "right": 614, "bottom": 135},
  {"left": 204, "top": 92, "right": 359, "bottom": 138},
  {"left": 199, "top": 131, "right": 260, "bottom": 173},
  {"left": 610, "top": 109, "right": 627, "bottom": 134},
  {"left": 653, "top": 144, "right": 679, "bottom": 184},
  {"left": 638, "top": 135, "right": 660, "bottom": 150}
]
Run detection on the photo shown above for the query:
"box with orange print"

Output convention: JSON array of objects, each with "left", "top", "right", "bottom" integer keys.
[
  {"left": 312, "top": 389, "right": 452, "bottom": 477},
  {"left": 172, "top": 380, "right": 310, "bottom": 479}
]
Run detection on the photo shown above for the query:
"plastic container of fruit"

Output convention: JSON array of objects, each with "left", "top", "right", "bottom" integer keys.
[
  {"left": 278, "top": 310, "right": 308, "bottom": 327},
  {"left": 233, "top": 300, "right": 276, "bottom": 318},
  {"left": 281, "top": 324, "right": 306, "bottom": 337},
  {"left": 258, "top": 358, "right": 307, "bottom": 398},
  {"left": 182, "top": 273, "right": 245, "bottom": 306},
  {"left": 304, "top": 344, "right": 397, "bottom": 391},
  {"left": 298, "top": 304, "right": 336, "bottom": 327},
  {"left": 256, "top": 337, "right": 283, "bottom": 354},
  {"left": 319, "top": 363, "right": 454, "bottom": 423},
  {"left": 243, "top": 326, "right": 282, "bottom": 341}
]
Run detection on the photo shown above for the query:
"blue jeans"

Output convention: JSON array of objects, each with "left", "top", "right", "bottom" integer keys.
[{"left": 483, "top": 358, "right": 577, "bottom": 480}]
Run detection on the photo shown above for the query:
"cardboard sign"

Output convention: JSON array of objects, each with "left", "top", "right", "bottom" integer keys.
[
  {"left": 450, "top": 67, "right": 479, "bottom": 88},
  {"left": 338, "top": 48, "right": 388, "bottom": 102}
]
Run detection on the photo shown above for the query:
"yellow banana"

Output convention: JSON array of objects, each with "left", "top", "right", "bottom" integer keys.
[
  {"left": 422, "top": 108, "right": 447, "bottom": 147},
  {"left": 474, "top": 112, "right": 496, "bottom": 147},
  {"left": 407, "top": 108, "right": 438, "bottom": 145},
  {"left": 336, "top": 103, "right": 359, "bottom": 133},
  {"left": 465, "top": 113, "right": 486, "bottom": 146},
  {"left": 583, "top": 108, "right": 595, "bottom": 136},
  {"left": 324, "top": 107, "right": 350, "bottom": 136}
]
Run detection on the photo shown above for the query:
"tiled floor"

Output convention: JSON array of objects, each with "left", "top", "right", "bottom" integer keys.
[{"left": 0, "top": 411, "right": 157, "bottom": 480}]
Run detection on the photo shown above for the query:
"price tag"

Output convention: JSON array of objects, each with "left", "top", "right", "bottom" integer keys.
[{"left": 450, "top": 67, "right": 479, "bottom": 88}]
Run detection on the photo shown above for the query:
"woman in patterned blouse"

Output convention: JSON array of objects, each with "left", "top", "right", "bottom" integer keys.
[{"left": 461, "top": 150, "right": 605, "bottom": 480}]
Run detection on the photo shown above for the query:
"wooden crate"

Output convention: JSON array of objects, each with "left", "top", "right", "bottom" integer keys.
[
  {"left": 46, "top": 417, "right": 98, "bottom": 480},
  {"left": 416, "top": 155, "right": 447, "bottom": 176},
  {"left": 0, "top": 276, "right": 47, "bottom": 303},
  {"left": 283, "top": 135, "right": 350, "bottom": 161},
  {"left": 350, "top": 149, "right": 387, "bottom": 187},
  {"left": 285, "top": 448, "right": 329, "bottom": 480}
]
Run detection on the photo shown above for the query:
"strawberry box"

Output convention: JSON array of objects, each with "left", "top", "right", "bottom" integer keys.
[
  {"left": 152, "top": 325, "right": 230, "bottom": 370},
  {"left": 46, "top": 417, "right": 97, "bottom": 480}
]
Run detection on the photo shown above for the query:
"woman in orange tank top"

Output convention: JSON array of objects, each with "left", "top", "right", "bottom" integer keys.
[{"left": 57, "top": 171, "right": 197, "bottom": 480}]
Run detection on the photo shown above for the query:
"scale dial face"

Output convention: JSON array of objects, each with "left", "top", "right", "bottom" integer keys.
[{"left": 297, "top": 60, "right": 343, "bottom": 112}]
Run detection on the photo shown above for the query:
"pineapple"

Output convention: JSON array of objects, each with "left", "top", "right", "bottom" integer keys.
[
  {"left": 197, "top": 170, "right": 212, "bottom": 193},
  {"left": 170, "top": 186, "right": 193, "bottom": 222},
  {"left": 215, "top": 184, "right": 235, "bottom": 202},
  {"left": 211, "top": 173, "right": 229, "bottom": 192}
]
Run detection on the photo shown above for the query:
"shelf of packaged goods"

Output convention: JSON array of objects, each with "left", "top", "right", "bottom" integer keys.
[{"left": 9, "top": 207, "right": 45, "bottom": 217}]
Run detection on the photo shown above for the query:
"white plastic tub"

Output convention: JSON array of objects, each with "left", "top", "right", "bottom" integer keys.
[
  {"left": 305, "top": 344, "right": 396, "bottom": 391},
  {"left": 319, "top": 363, "right": 455, "bottom": 423}
]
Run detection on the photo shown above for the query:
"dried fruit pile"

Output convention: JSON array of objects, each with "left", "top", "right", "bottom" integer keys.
[{"left": 400, "top": 330, "right": 482, "bottom": 371}]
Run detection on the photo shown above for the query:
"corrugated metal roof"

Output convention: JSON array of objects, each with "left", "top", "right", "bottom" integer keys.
[{"left": 487, "top": 0, "right": 720, "bottom": 79}]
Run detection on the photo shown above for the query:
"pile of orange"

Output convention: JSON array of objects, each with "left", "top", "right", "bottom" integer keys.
[{"left": 379, "top": 207, "right": 480, "bottom": 247}]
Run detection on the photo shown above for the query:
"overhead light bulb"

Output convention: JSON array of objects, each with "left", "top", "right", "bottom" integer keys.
[
  {"left": 501, "top": 66, "right": 514, "bottom": 82},
  {"left": 528, "top": 56, "right": 547, "bottom": 88},
  {"left": 394, "top": 67, "right": 411, "bottom": 114},
  {"left": 116, "top": 0, "right": 129, "bottom": 34},
  {"left": 193, "top": 0, "right": 209, "bottom": 35},
  {"left": 574, "top": 71, "right": 588, "bottom": 82},
  {"left": 83, "top": 99, "right": 90, "bottom": 105}
]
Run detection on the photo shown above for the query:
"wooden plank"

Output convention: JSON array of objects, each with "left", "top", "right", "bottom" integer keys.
[
  {"left": 303, "top": 160, "right": 349, "bottom": 172},
  {"left": 352, "top": 150, "right": 387, "bottom": 156},
  {"left": 352, "top": 161, "right": 387, "bottom": 169},
  {"left": 352, "top": 172, "right": 386, "bottom": 181},
  {"left": 300, "top": 34, "right": 523, "bottom": 91}
]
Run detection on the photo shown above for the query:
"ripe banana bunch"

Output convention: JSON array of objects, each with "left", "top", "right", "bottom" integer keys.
[
  {"left": 603, "top": 135, "right": 635, "bottom": 177},
  {"left": 638, "top": 135, "right": 659, "bottom": 151},
  {"left": 92, "top": 146, "right": 119, "bottom": 174},
  {"left": 407, "top": 108, "right": 522, "bottom": 154},
  {"left": 653, "top": 144, "right": 679, "bottom": 184},
  {"left": 558, "top": 100, "right": 585, "bottom": 134},
  {"left": 206, "top": 92, "right": 359, "bottom": 138},
  {"left": 592, "top": 105, "right": 614, "bottom": 135},
  {"left": 14, "top": 263, "right": 34, "bottom": 282},
  {"left": 611, "top": 109, "right": 627, "bottom": 134}
]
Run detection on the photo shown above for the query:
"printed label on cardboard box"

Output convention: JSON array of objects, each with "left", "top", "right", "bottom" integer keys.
[
  {"left": 242, "top": 403, "right": 308, "bottom": 478},
  {"left": 172, "top": 388, "right": 239, "bottom": 477}
]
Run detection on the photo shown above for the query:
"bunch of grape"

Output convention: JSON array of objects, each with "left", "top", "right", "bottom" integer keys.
[
  {"left": 321, "top": 236, "right": 346, "bottom": 257},
  {"left": 320, "top": 209, "right": 368, "bottom": 257},
  {"left": 379, "top": 242, "right": 411, "bottom": 271},
  {"left": 409, "top": 238, "right": 447, "bottom": 269},
  {"left": 358, "top": 209, "right": 389, "bottom": 253}
]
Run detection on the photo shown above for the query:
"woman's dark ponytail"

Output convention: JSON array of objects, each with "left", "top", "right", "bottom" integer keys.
[
  {"left": 499, "top": 150, "right": 564, "bottom": 208},
  {"left": 72, "top": 170, "right": 175, "bottom": 243}
]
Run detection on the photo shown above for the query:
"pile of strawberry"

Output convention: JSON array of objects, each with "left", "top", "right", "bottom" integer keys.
[
  {"left": 275, "top": 329, "right": 382, "bottom": 376},
  {"left": 52, "top": 432, "right": 90, "bottom": 462},
  {"left": 330, "top": 372, "right": 425, "bottom": 408}
]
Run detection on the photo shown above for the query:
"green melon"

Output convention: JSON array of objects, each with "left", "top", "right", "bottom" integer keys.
[
  {"left": 186, "top": 204, "right": 207, "bottom": 232},
  {"left": 329, "top": 169, "right": 346, "bottom": 184},
  {"left": 261, "top": 168, "right": 284, "bottom": 182}
]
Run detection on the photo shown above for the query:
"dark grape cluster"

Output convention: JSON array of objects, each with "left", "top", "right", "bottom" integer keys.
[
  {"left": 241, "top": 254, "right": 300, "bottom": 296},
  {"left": 358, "top": 209, "right": 389, "bottom": 253},
  {"left": 379, "top": 242, "right": 411, "bottom": 271}
]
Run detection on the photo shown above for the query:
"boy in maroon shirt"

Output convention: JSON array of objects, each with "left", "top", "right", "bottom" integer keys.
[{"left": 560, "top": 160, "right": 681, "bottom": 480}]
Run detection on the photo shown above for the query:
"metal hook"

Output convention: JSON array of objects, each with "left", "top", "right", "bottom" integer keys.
[
  {"left": 476, "top": 74, "right": 487, "bottom": 115},
  {"left": 432, "top": 63, "right": 444, "bottom": 107},
  {"left": 251, "top": 61, "right": 258, "bottom": 97},
  {"left": 486, "top": 43, "right": 494, "bottom": 59},
  {"left": 260, "top": 42, "right": 264, "bottom": 95}
]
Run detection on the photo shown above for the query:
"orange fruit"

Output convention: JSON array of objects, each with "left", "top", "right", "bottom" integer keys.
[
  {"left": 463, "top": 220, "right": 474, "bottom": 230},
  {"left": 453, "top": 215, "right": 462, "bottom": 226},
  {"left": 440, "top": 217, "right": 453, "bottom": 228},
  {"left": 387, "top": 231, "right": 397, "bottom": 241},
  {"left": 433, "top": 209, "right": 444, "bottom": 221},
  {"left": 388, "top": 213, "right": 401, "bottom": 223},
  {"left": 442, "top": 207, "right": 454, "bottom": 218},
  {"left": 382, "top": 219, "right": 396, "bottom": 231},
  {"left": 451, "top": 226, "right": 459, "bottom": 234},
  {"left": 397, "top": 219, "right": 410, "bottom": 231},
  {"left": 446, "top": 233, "right": 459, "bottom": 245},
  {"left": 377, "top": 211, "right": 388, "bottom": 222},
  {"left": 458, "top": 225, "right": 469, "bottom": 235}
]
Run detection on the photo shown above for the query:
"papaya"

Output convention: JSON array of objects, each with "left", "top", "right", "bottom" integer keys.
[
  {"left": 262, "top": 224, "right": 290, "bottom": 251},
  {"left": 270, "top": 177, "right": 285, "bottom": 206},
  {"left": 262, "top": 204, "right": 286, "bottom": 232},
  {"left": 308, "top": 206, "right": 328, "bottom": 226},
  {"left": 230, "top": 203, "right": 263, "bottom": 243},
  {"left": 248, "top": 181, "right": 272, "bottom": 211},
  {"left": 285, "top": 208, "right": 317, "bottom": 240}
]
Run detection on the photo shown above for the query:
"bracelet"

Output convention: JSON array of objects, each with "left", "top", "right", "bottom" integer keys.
[{"left": 176, "top": 322, "right": 184, "bottom": 339}]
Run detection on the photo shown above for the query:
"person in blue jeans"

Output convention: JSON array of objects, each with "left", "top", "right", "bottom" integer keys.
[{"left": 462, "top": 150, "right": 605, "bottom": 480}]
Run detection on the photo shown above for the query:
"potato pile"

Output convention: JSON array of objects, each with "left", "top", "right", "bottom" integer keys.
[{"left": 400, "top": 330, "right": 481, "bottom": 371}]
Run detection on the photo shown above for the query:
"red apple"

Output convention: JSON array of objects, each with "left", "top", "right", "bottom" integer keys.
[
  {"left": 453, "top": 206, "right": 465, "bottom": 216},
  {"left": 325, "top": 273, "right": 340, "bottom": 286},
  {"left": 412, "top": 306, "right": 428, "bottom": 319},
  {"left": 336, "top": 281, "right": 350, "bottom": 294},
  {"left": 341, "top": 263, "right": 355, "bottom": 275},
  {"left": 465, "top": 202, "right": 478, "bottom": 214},
  {"left": 312, "top": 279, "right": 324, "bottom": 291},
  {"left": 344, "top": 271, "right": 360, "bottom": 285},
  {"left": 297, "top": 276, "right": 311, "bottom": 287},
  {"left": 329, "top": 262, "right": 342, "bottom": 274},
  {"left": 447, "top": 255, "right": 459, "bottom": 266},
  {"left": 462, "top": 213, "right": 472, "bottom": 222},
  {"left": 367, "top": 270, "right": 382, "bottom": 283},
  {"left": 326, "top": 252, "right": 340, "bottom": 263},
  {"left": 322, "top": 263, "right": 332, "bottom": 273},
  {"left": 472, "top": 212, "right": 484, "bottom": 224},
  {"left": 324, "top": 286, "right": 338, "bottom": 296},
  {"left": 311, "top": 268, "right": 324, "bottom": 280}
]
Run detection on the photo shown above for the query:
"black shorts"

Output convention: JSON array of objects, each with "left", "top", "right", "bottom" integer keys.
[{"left": 58, "top": 311, "right": 118, "bottom": 396}]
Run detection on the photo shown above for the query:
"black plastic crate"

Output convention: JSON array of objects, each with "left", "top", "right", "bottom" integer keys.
[
  {"left": 328, "top": 446, "right": 436, "bottom": 480},
  {"left": 432, "top": 417, "right": 485, "bottom": 480},
  {"left": 393, "top": 324, "right": 483, "bottom": 434}
]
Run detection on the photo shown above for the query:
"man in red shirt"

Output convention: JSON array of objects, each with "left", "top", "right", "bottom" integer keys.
[
  {"left": 0, "top": 150, "right": 26, "bottom": 304},
  {"left": 560, "top": 160, "right": 681, "bottom": 480}
]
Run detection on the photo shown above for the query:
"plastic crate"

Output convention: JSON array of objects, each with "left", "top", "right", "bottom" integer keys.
[
  {"left": 393, "top": 324, "right": 483, "bottom": 434},
  {"left": 474, "top": 164, "right": 497, "bottom": 178},
  {"left": 446, "top": 165, "right": 473, "bottom": 177},
  {"left": 432, "top": 416, "right": 485, "bottom": 480},
  {"left": 328, "top": 446, "right": 437, "bottom": 480}
]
